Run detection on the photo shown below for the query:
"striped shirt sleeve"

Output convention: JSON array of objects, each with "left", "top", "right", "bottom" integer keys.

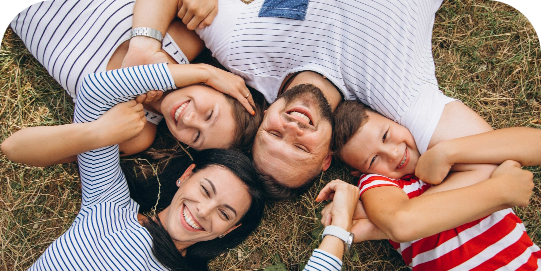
[
  {"left": 357, "top": 174, "right": 400, "bottom": 196},
  {"left": 74, "top": 63, "right": 176, "bottom": 207},
  {"left": 303, "top": 249, "right": 342, "bottom": 271}
]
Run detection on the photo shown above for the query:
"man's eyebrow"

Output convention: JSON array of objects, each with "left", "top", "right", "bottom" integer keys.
[{"left": 204, "top": 178, "right": 217, "bottom": 194}]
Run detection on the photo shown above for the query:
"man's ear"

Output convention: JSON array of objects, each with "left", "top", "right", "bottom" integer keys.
[
  {"left": 177, "top": 164, "right": 196, "bottom": 186},
  {"left": 321, "top": 154, "right": 332, "bottom": 171},
  {"left": 223, "top": 223, "right": 242, "bottom": 236}
]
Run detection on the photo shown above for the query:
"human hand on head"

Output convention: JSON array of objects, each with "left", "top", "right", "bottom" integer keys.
[
  {"left": 415, "top": 141, "right": 454, "bottom": 185},
  {"left": 93, "top": 100, "right": 147, "bottom": 146},
  {"left": 177, "top": 0, "right": 218, "bottom": 30},
  {"left": 136, "top": 90, "right": 164, "bottom": 106},
  {"left": 316, "top": 179, "right": 360, "bottom": 231},
  {"left": 202, "top": 64, "right": 256, "bottom": 115},
  {"left": 491, "top": 160, "right": 534, "bottom": 208}
]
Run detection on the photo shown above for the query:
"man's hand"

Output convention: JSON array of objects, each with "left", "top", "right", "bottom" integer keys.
[
  {"left": 94, "top": 100, "right": 147, "bottom": 146},
  {"left": 177, "top": 0, "right": 218, "bottom": 30}
]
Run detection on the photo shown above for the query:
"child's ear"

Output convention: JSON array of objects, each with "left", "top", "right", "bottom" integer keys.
[{"left": 350, "top": 171, "right": 361, "bottom": 177}]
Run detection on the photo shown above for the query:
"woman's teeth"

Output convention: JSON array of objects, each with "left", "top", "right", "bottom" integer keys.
[
  {"left": 289, "top": 111, "right": 311, "bottom": 124},
  {"left": 174, "top": 102, "right": 189, "bottom": 122},
  {"left": 183, "top": 207, "right": 202, "bottom": 230}
]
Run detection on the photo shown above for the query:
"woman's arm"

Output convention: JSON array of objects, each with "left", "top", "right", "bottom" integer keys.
[
  {"left": 417, "top": 127, "right": 541, "bottom": 184},
  {"left": 361, "top": 161, "right": 534, "bottom": 243},
  {"left": 1, "top": 101, "right": 146, "bottom": 167}
]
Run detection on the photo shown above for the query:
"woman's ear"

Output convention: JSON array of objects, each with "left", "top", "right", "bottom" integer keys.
[
  {"left": 222, "top": 223, "right": 242, "bottom": 236},
  {"left": 177, "top": 164, "right": 196, "bottom": 186}
]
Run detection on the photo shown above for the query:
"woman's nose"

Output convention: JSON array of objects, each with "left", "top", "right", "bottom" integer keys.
[{"left": 182, "top": 111, "right": 199, "bottom": 127}]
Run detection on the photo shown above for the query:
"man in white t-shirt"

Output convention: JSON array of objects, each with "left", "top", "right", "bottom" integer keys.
[{"left": 125, "top": 0, "right": 495, "bottom": 201}]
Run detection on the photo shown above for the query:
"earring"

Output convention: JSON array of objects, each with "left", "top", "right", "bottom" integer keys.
[
  {"left": 176, "top": 178, "right": 181, "bottom": 186},
  {"left": 219, "top": 234, "right": 224, "bottom": 238}
]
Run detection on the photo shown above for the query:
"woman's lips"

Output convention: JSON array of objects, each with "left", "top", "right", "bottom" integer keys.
[
  {"left": 180, "top": 204, "right": 204, "bottom": 232},
  {"left": 396, "top": 147, "right": 410, "bottom": 170},
  {"left": 170, "top": 100, "right": 190, "bottom": 125}
]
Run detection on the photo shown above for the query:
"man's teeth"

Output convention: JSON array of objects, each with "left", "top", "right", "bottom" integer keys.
[
  {"left": 174, "top": 102, "right": 189, "bottom": 122},
  {"left": 289, "top": 111, "right": 311, "bottom": 124},
  {"left": 183, "top": 207, "right": 201, "bottom": 230}
]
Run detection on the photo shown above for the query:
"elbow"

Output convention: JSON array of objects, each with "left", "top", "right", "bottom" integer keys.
[
  {"left": 1, "top": 137, "right": 18, "bottom": 162},
  {"left": 383, "top": 211, "right": 422, "bottom": 243}
]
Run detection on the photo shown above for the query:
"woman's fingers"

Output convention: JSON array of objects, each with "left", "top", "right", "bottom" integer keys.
[{"left": 316, "top": 179, "right": 344, "bottom": 201}]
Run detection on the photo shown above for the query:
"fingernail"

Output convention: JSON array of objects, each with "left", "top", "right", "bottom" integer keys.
[
  {"left": 251, "top": 110, "right": 255, "bottom": 115},
  {"left": 315, "top": 195, "right": 319, "bottom": 202}
]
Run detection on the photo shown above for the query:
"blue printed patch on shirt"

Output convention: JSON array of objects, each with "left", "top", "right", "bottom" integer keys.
[{"left": 258, "top": 0, "right": 309, "bottom": 20}]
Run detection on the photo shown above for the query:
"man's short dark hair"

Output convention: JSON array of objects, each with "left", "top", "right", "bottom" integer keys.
[
  {"left": 259, "top": 171, "right": 321, "bottom": 202},
  {"left": 332, "top": 100, "right": 373, "bottom": 160}
]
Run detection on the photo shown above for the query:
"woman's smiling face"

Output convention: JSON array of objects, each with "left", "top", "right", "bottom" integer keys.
[
  {"left": 159, "top": 164, "right": 251, "bottom": 249},
  {"left": 160, "top": 85, "right": 236, "bottom": 150}
]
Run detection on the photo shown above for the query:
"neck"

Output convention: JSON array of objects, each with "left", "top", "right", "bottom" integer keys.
[
  {"left": 283, "top": 71, "right": 342, "bottom": 111},
  {"left": 139, "top": 207, "right": 193, "bottom": 254}
]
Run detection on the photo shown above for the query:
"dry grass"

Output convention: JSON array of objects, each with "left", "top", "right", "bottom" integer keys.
[{"left": 1, "top": 0, "right": 540, "bottom": 270}]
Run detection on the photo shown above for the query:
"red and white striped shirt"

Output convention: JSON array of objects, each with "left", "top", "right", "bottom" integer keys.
[{"left": 358, "top": 174, "right": 541, "bottom": 270}]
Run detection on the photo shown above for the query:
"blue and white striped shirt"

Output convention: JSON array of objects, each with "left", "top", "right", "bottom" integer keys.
[{"left": 29, "top": 63, "right": 176, "bottom": 270}]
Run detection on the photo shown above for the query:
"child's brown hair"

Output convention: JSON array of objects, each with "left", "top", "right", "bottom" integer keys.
[{"left": 332, "top": 100, "right": 373, "bottom": 160}]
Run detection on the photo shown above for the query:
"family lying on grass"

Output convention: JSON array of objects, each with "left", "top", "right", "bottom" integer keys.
[{"left": 1, "top": 0, "right": 540, "bottom": 270}]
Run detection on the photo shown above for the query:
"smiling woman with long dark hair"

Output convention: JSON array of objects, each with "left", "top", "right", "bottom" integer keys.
[{"left": 21, "top": 64, "right": 265, "bottom": 271}]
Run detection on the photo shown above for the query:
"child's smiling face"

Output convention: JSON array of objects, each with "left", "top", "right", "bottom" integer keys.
[{"left": 340, "top": 110, "right": 420, "bottom": 179}]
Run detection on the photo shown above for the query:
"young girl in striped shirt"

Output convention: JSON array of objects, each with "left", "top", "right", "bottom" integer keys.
[{"left": 326, "top": 100, "right": 541, "bottom": 270}]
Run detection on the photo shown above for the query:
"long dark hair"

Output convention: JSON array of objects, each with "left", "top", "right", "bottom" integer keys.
[{"left": 126, "top": 149, "right": 265, "bottom": 270}]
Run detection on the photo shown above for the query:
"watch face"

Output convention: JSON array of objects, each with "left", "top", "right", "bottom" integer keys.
[{"left": 346, "top": 233, "right": 354, "bottom": 251}]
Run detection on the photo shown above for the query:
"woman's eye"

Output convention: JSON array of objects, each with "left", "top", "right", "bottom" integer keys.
[
  {"left": 206, "top": 110, "right": 213, "bottom": 121},
  {"left": 383, "top": 130, "right": 388, "bottom": 142},
  {"left": 194, "top": 131, "right": 201, "bottom": 143},
  {"left": 220, "top": 210, "right": 230, "bottom": 220},
  {"left": 369, "top": 156, "right": 377, "bottom": 168},
  {"left": 201, "top": 185, "right": 210, "bottom": 197}
]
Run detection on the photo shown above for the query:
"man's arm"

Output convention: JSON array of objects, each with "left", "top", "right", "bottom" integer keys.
[{"left": 361, "top": 161, "right": 534, "bottom": 243}]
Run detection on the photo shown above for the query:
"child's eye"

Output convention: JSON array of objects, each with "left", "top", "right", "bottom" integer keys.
[
  {"left": 206, "top": 110, "right": 213, "bottom": 121},
  {"left": 382, "top": 130, "right": 388, "bottom": 142}
]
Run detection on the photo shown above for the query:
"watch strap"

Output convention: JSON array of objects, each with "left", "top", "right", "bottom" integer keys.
[
  {"left": 322, "top": 225, "right": 350, "bottom": 242},
  {"left": 129, "top": 27, "right": 163, "bottom": 42}
]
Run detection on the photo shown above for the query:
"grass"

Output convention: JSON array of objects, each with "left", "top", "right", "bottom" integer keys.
[{"left": 1, "top": 0, "right": 540, "bottom": 270}]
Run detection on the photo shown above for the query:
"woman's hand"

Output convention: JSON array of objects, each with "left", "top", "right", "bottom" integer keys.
[
  {"left": 93, "top": 100, "right": 147, "bottom": 146},
  {"left": 491, "top": 160, "right": 534, "bottom": 208},
  {"left": 177, "top": 0, "right": 219, "bottom": 30},
  {"left": 415, "top": 141, "right": 454, "bottom": 185},
  {"left": 316, "top": 179, "right": 360, "bottom": 231},
  {"left": 121, "top": 37, "right": 171, "bottom": 69},
  {"left": 203, "top": 64, "right": 256, "bottom": 114},
  {"left": 320, "top": 200, "right": 368, "bottom": 226}
]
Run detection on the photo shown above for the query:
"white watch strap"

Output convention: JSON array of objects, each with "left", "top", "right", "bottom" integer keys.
[
  {"left": 322, "top": 225, "right": 350, "bottom": 242},
  {"left": 129, "top": 27, "right": 163, "bottom": 42}
]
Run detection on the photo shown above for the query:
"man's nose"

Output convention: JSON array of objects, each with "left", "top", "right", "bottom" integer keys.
[{"left": 283, "top": 121, "right": 304, "bottom": 137}]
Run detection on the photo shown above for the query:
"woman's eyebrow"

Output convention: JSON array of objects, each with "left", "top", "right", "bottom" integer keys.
[
  {"left": 204, "top": 178, "right": 217, "bottom": 194},
  {"left": 224, "top": 204, "right": 237, "bottom": 216}
]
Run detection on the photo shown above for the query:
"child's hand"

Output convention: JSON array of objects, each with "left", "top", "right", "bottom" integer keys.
[
  {"left": 350, "top": 218, "right": 389, "bottom": 242},
  {"left": 93, "top": 100, "right": 147, "bottom": 146},
  {"left": 491, "top": 160, "right": 534, "bottom": 208},
  {"left": 415, "top": 142, "right": 454, "bottom": 185}
]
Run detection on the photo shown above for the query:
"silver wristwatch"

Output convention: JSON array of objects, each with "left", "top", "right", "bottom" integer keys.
[
  {"left": 322, "top": 225, "right": 355, "bottom": 253},
  {"left": 129, "top": 27, "right": 163, "bottom": 42}
]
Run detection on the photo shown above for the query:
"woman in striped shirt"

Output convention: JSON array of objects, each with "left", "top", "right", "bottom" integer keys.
[
  {"left": 6, "top": 0, "right": 262, "bottom": 168},
  {"left": 5, "top": 63, "right": 265, "bottom": 271}
]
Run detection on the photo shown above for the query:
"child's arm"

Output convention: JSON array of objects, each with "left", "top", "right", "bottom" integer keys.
[
  {"left": 1, "top": 101, "right": 146, "bottom": 167},
  {"left": 361, "top": 161, "right": 534, "bottom": 243},
  {"left": 416, "top": 127, "right": 541, "bottom": 185}
]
